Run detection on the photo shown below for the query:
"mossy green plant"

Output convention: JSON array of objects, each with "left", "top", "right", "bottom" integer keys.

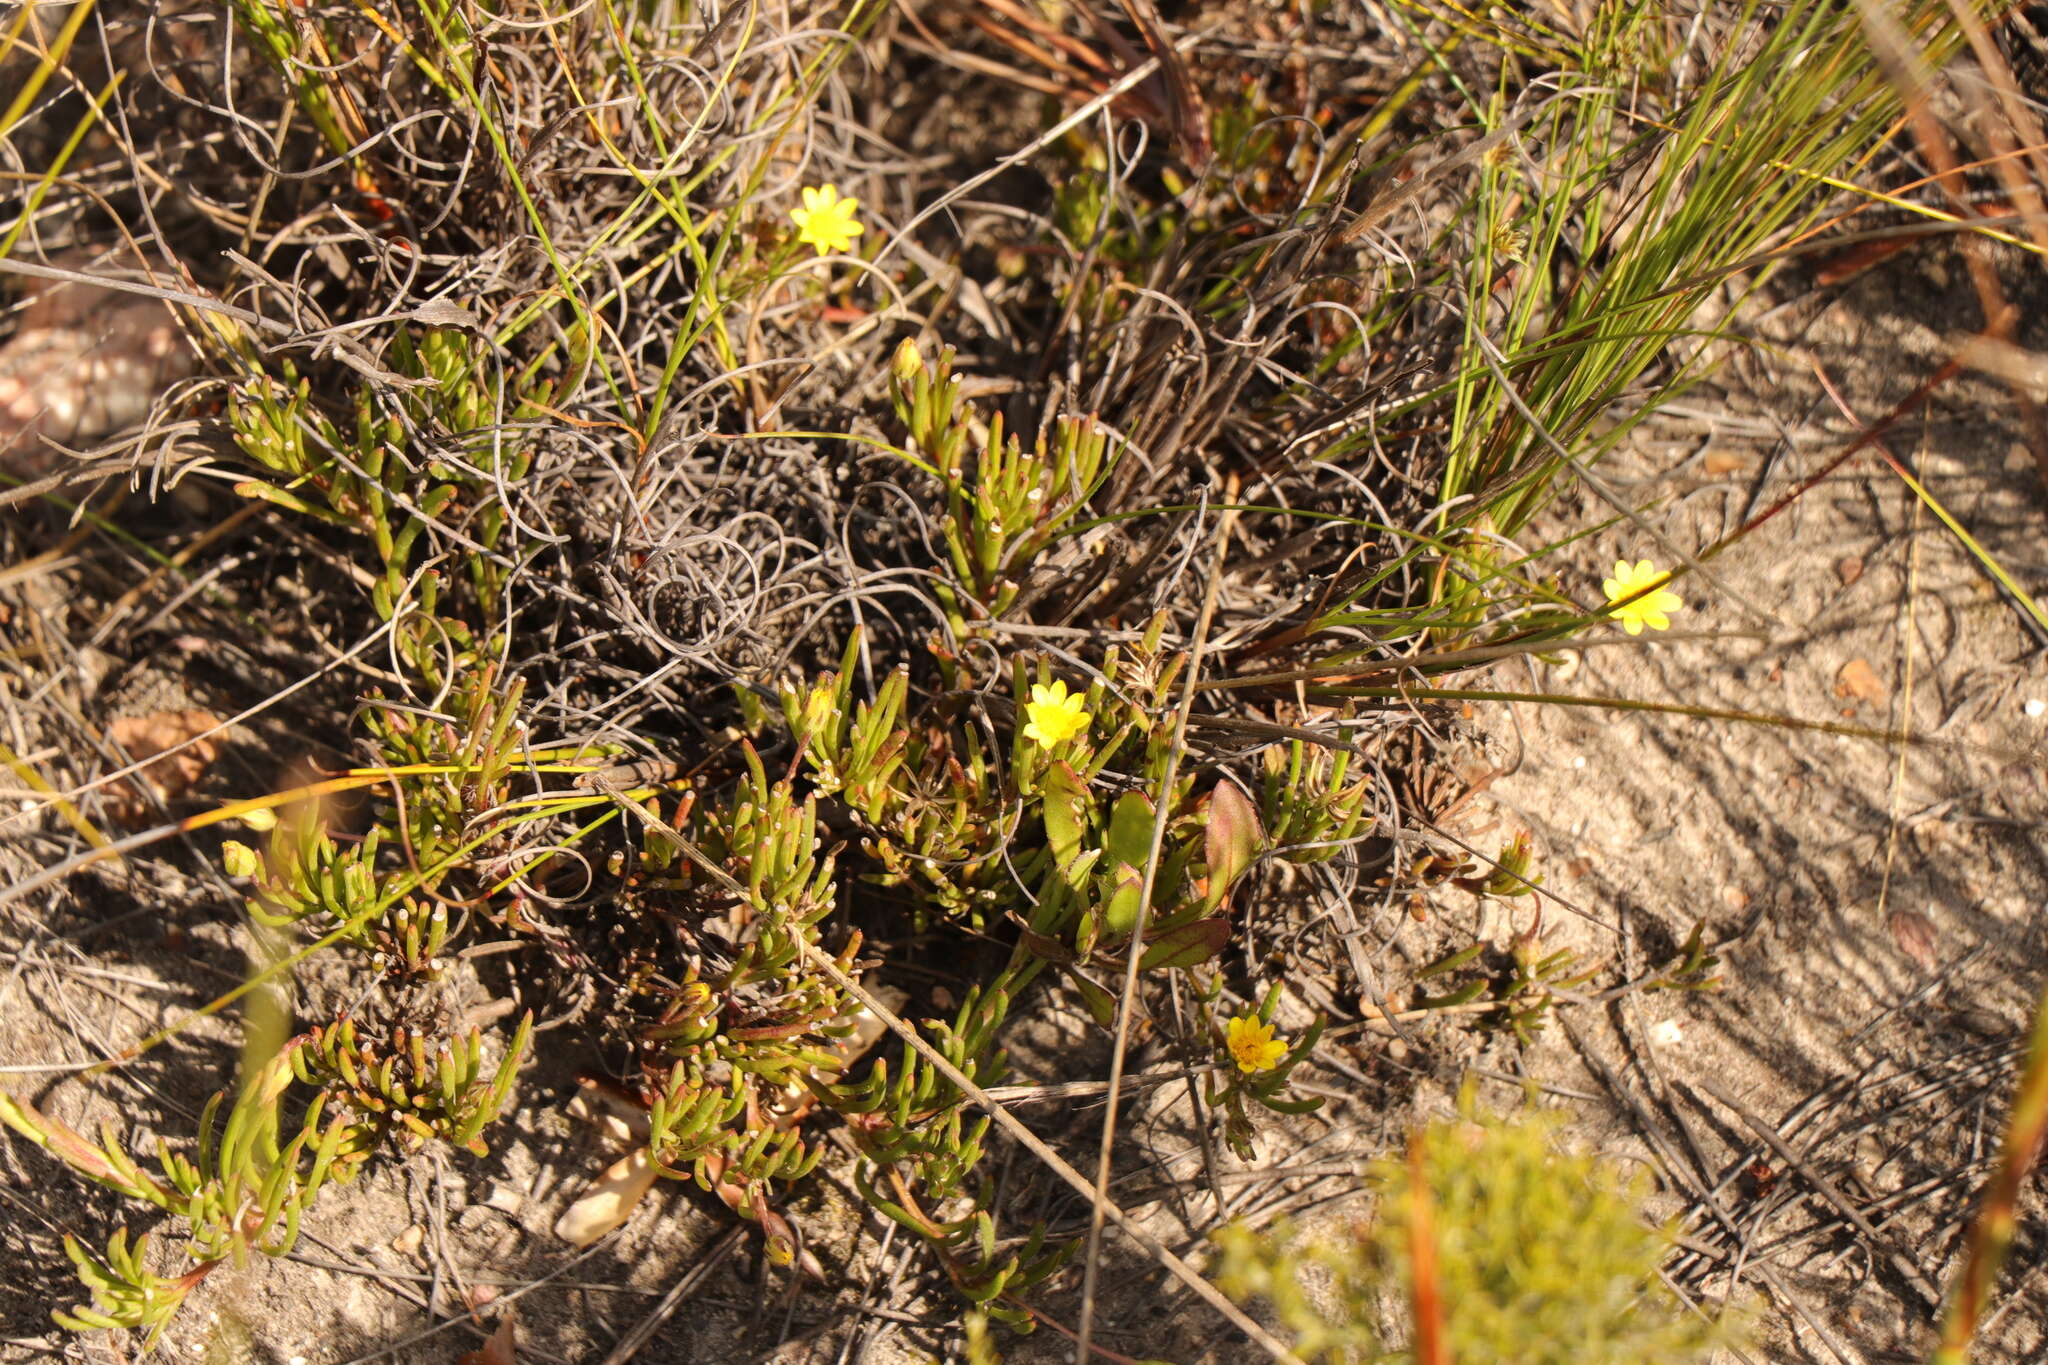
[{"left": 1213, "top": 1100, "right": 1738, "bottom": 1364}]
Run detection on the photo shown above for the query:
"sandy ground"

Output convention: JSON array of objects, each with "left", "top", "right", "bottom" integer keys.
[{"left": 1447, "top": 251, "right": 2048, "bottom": 1363}]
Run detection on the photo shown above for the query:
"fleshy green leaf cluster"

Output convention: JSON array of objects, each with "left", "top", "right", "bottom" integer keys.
[
  {"left": 0, "top": 1018, "right": 527, "bottom": 1341},
  {"left": 887, "top": 341, "right": 1117, "bottom": 649}
]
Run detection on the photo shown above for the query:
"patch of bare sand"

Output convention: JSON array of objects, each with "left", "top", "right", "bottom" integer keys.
[{"left": 1443, "top": 252, "right": 2048, "bottom": 1363}]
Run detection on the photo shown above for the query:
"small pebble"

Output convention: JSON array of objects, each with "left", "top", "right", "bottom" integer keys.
[{"left": 2025, "top": 698, "right": 2045, "bottom": 718}]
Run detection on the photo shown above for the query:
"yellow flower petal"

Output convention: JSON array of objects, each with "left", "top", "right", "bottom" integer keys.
[
  {"left": 789, "top": 183, "right": 865, "bottom": 256},
  {"left": 1602, "top": 556, "right": 1683, "bottom": 634},
  {"left": 1022, "top": 680, "right": 1089, "bottom": 747},
  {"left": 1225, "top": 1013, "right": 1288, "bottom": 1074}
]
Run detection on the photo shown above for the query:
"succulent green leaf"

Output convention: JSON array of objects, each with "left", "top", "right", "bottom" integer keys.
[
  {"left": 1101, "top": 866, "right": 1144, "bottom": 938},
  {"left": 1058, "top": 964, "right": 1119, "bottom": 1029},
  {"left": 1040, "top": 762, "right": 1088, "bottom": 878},
  {"left": 1104, "top": 789, "right": 1154, "bottom": 873}
]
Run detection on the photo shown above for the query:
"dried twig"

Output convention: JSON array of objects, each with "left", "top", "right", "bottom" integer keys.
[{"left": 1696, "top": 1077, "right": 1944, "bottom": 1313}]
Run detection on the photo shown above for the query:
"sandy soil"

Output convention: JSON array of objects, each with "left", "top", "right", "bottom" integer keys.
[{"left": 1445, "top": 251, "right": 2048, "bottom": 1364}]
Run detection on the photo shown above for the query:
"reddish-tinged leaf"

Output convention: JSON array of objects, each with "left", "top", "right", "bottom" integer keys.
[
  {"left": 727, "top": 1018, "right": 812, "bottom": 1041},
  {"left": 1016, "top": 926, "right": 1077, "bottom": 967},
  {"left": 1139, "top": 918, "right": 1230, "bottom": 971},
  {"left": 1203, "top": 776, "right": 1262, "bottom": 912}
]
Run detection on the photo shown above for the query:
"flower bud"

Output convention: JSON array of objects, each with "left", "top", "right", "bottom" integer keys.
[
  {"left": 222, "top": 841, "right": 261, "bottom": 879},
  {"left": 890, "top": 337, "right": 923, "bottom": 387}
]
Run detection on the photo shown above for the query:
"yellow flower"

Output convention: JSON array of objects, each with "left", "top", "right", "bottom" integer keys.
[
  {"left": 1022, "top": 680, "right": 1090, "bottom": 747},
  {"left": 1601, "top": 558, "right": 1684, "bottom": 635},
  {"left": 790, "top": 183, "right": 864, "bottom": 256},
  {"left": 1225, "top": 1013, "right": 1287, "bottom": 1074}
]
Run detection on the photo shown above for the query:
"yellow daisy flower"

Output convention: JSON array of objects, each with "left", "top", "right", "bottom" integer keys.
[
  {"left": 1225, "top": 1013, "right": 1288, "bottom": 1074},
  {"left": 1601, "top": 558, "right": 1684, "bottom": 635},
  {"left": 1022, "top": 680, "right": 1089, "bottom": 748},
  {"left": 790, "top": 183, "right": 864, "bottom": 256}
]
